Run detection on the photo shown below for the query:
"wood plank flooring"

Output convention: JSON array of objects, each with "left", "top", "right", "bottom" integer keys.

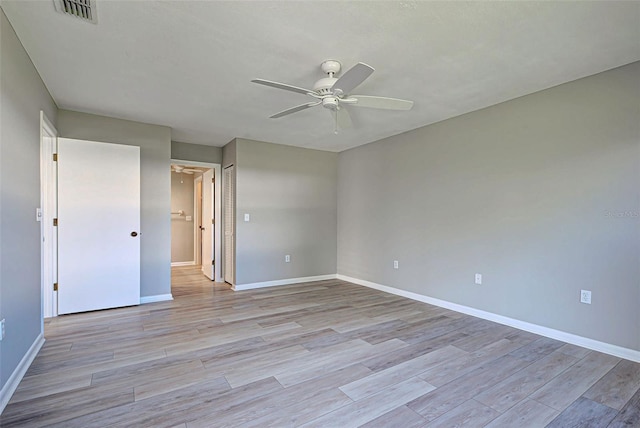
[{"left": 2, "top": 266, "right": 639, "bottom": 427}]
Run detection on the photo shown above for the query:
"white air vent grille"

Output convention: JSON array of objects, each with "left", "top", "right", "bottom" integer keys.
[{"left": 54, "top": 0, "right": 97, "bottom": 24}]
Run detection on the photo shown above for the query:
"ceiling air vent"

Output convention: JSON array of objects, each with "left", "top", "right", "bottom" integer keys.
[{"left": 54, "top": 0, "right": 98, "bottom": 24}]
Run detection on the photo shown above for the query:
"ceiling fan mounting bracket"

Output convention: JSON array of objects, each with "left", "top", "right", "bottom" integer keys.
[{"left": 320, "top": 60, "right": 341, "bottom": 76}]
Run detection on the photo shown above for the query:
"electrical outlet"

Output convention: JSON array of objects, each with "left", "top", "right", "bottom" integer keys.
[
  {"left": 285, "top": 255, "right": 290, "bottom": 263},
  {"left": 0, "top": 319, "right": 5, "bottom": 341},
  {"left": 244, "top": 213, "right": 250, "bottom": 222},
  {"left": 475, "top": 273, "right": 482, "bottom": 285},
  {"left": 580, "top": 290, "right": 592, "bottom": 304},
  {"left": 393, "top": 260, "right": 399, "bottom": 269}
]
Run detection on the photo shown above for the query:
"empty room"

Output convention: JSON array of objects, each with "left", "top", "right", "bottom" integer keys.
[{"left": 1, "top": 1, "right": 639, "bottom": 427}]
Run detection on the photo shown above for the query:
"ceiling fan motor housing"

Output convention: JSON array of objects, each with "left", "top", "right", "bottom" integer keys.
[{"left": 313, "top": 77, "right": 338, "bottom": 94}]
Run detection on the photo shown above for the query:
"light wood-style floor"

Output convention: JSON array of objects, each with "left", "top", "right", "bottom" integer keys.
[{"left": 3, "top": 267, "right": 640, "bottom": 427}]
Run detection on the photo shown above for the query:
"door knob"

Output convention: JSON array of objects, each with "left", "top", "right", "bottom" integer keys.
[{"left": 130, "top": 231, "right": 138, "bottom": 237}]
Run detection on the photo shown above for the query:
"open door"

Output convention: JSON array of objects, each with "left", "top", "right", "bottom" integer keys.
[
  {"left": 41, "top": 112, "right": 58, "bottom": 318},
  {"left": 194, "top": 176, "right": 202, "bottom": 266},
  {"left": 57, "top": 138, "right": 140, "bottom": 314},
  {"left": 201, "top": 169, "right": 214, "bottom": 280}
]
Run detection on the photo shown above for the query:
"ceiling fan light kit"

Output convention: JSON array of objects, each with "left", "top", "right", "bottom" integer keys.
[{"left": 252, "top": 59, "right": 414, "bottom": 132}]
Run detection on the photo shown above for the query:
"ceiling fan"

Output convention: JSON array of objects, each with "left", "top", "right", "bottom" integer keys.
[
  {"left": 252, "top": 60, "right": 414, "bottom": 132},
  {"left": 172, "top": 165, "right": 201, "bottom": 175}
]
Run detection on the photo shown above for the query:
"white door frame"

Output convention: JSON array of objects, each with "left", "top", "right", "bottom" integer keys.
[
  {"left": 40, "top": 111, "right": 58, "bottom": 319},
  {"left": 223, "top": 164, "right": 235, "bottom": 286},
  {"left": 171, "top": 159, "right": 222, "bottom": 282}
]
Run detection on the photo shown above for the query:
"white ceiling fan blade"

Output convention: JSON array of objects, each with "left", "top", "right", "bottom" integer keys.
[
  {"left": 270, "top": 102, "right": 320, "bottom": 119},
  {"left": 332, "top": 63, "right": 374, "bottom": 95},
  {"left": 347, "top": 95, "right": 414, "bottom": 110},
  {"left": 251, "top": 79, "right": 316, "bottom": 96}
]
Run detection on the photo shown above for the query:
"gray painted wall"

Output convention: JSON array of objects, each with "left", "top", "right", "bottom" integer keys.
[
  {"left": 171, "top": 172, "right": 195, "bottom": 263},
  {"left": 222, "top": 139, "right": 236, "bottom": 169},
  {"left": 171, "top": 141, "right": 221, "bottom": 164},
  {"left": 338, "top": 62, "right": 640, "bottom": 351},
  {"left": 234, "top": 138, "right": 337, "bottom": 285},
  {"left": 57, "top": 110, "right": 172, "bottom": 299},
  {"left": 0, "top": 10, "right": 58, "bottom": 388}
]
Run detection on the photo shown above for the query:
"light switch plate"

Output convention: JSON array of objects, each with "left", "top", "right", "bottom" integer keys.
[{"left": 244, "top": 213, "right": 250, "bottom": 222}]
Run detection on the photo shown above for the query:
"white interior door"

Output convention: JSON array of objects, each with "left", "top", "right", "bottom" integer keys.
[
  {"left": 224, "top": 165, "right": 235, "bottom": 285},
  {"left": 57, "top": 138, "right": 140, "bottom": 314},
  {"left": 41, "top": 112, "right": 58, "bottom": 318},
  {"left": 194, "top": 176, "right": 202, "bottom": 266},
  {"left": 201, "top": 169, "right": 214, "bottom": 280}
]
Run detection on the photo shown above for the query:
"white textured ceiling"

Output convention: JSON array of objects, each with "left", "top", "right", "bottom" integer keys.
[{"left": 3, "top": 1, "right": 639, "bottom": 152}]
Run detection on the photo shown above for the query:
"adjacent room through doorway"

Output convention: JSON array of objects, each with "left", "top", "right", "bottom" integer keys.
[{"left": 170, "top": 162, "right": 222, "bottom": 283}]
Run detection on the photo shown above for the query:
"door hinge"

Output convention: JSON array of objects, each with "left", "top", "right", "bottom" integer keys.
[
  {"left": 212, "top": 178, "right": 214, "bottom": 183},
  {"left": 212, "top": 260, "right": 215, "bottom": 265},
  {"left": 53, "top": 153, "right": 58, "bottom": 161},
  {"left": 53, "top": 283, "right": 58, "bottom": 291},
  {"left": 53, "top": 218, "right": 58, "bottom": 226},
  {"left": 212, "top": 219, "right": 215, "bottom": 224}
]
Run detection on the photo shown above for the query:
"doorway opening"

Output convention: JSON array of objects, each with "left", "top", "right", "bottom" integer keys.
[{"left": 170, "top": 161, "right": 222, "bottom": 283}]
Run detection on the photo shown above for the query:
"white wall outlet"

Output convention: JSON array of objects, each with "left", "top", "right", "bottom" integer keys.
[
  {"left": 285, "top": 254, "right": 291, "bottom": 263},
  {"left": 36, "top": 208, "right": 42, "bottom": 222},
  {"left": 580, "top": 289, "right": 592, "bottom": 304},
  {"left": 475, "top": 273, "right": 482, "bottom": 285},
  {"left": 0, "top": 319, "right": 5, "bottom": 341},
  {"left": 244, "top": 213, "right": 250, "bottom": 222},
  {"left": 393, "top": 260, "right": 399, "bottom": 269}
]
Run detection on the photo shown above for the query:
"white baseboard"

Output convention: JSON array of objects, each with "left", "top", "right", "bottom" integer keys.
[
  {"left": 233, "top": 274, "right": 338, "bottom": 291},
  {"left": 171, "top": 261, "right": 196, "bottom": 267},
  {"left": 140, "top": 294, "right": 174, "bottom": 304},
  {"left": 1, "top": 333, "right": 45, "bottom": 414},
  {"left": 337, "top": 274, "right": 640, "bottom": 363}
]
